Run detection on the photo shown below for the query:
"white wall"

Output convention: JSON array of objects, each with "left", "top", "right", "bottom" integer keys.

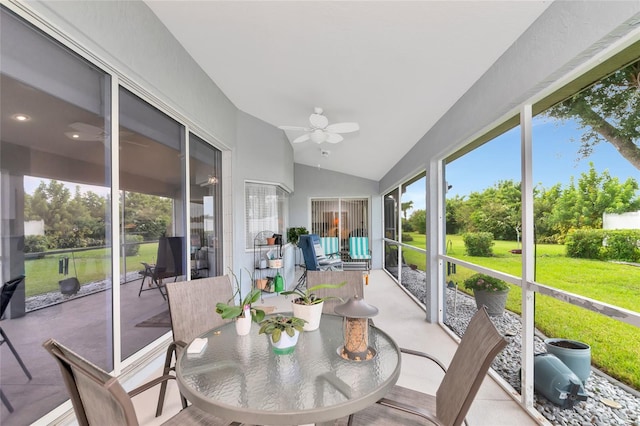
[
  {"left": 290, "top": 163, "right": 382, "bottom": 269},
  {"left": 24, "top": 220, "right": 44, "bottom": 236},
  {"left": 603, "top": 211, "right": 640, "bottom": 230},
  {"left": 233, "top": 110, "right": 295, "bottom": 291}
]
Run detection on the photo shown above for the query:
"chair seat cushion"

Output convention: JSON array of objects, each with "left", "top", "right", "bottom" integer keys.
[{"left": 335, "top": 385, "right": 438, "bottom": 426}]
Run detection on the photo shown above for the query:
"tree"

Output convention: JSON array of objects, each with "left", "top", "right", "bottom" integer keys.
[
  {"left": 548, "top": 163, "right": 640, "bottom": 237},
  {"left": 546, "top": 59, "right": 640, "bottom": 170},
  {"left": 533, "top": 183, "right": 563, "bottom": 243},
  {"left": 460, "top": 180, "right": 521, "bottom": 241},
  {"left": 122, "top": 191, "right": 172, "bottom": 240},
  {"left": 445, "top": 195, "right": 466, "bottom": 234},
  {"left": 407, "top": 209, "right": 426, "bottom": 234},
  {"left": 401, "top": 200, "right": 413, "bottom": 219}
]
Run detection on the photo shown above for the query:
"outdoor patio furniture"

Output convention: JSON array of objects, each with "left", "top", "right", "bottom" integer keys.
[
  {"left": 296, "top": 234, "right": 344, "bottom": 292},
  {"left": 156, "top": 275, "right": 235, "bottom": 417},
  {"left": 336, "top": 306, "right": 507, "bottom": 426},
  {"left": 347, "top": 236, "right": 371, "bottom": 271},
  {"left": 1, "top": 275, "right": 32, "bottom": 386},
  {"left": 42, "top": 338, "right": 234, "bottom": 426},
  {"left": 319, "top": 237, "right": 340, "bottom": 259},
  {"left": 138, "top": 237, "right": 185, "bottom": 300}
]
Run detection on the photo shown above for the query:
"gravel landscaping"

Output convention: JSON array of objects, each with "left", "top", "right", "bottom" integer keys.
[{"left": 397, "top": 266, "right": 640, "bottom": 426}]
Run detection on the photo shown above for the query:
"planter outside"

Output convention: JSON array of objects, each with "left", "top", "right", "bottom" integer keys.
[
  {"left": 269, "top": 330, "right": 300, "bottom": 355},
  {"left": 545, "top": 338, "right": 591, "bottom": 383},
  {"left": 473, "top": 289, "right": 509, "bottom": 316},
  {"left": 291, "top": 301, "right": 324, "bottom": 331},
  {"left": 235, "top": 313, "right": 252, "bottom": 336}
]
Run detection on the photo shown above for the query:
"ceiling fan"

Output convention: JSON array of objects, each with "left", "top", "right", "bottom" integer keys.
[
  {"left": 278, "top": 107, "right": 359, "bottom": 144},
  {"left": 65, "top": 122, "right": 148, "bottom": 147}
]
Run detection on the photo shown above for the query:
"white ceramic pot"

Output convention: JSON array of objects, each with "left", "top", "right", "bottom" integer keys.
[
  {"left": 269, "top": 329, "right": 300, "bottom": 355},
  {"left": 235, "top": 313, "right": 252, "bottom": 336},
  {"left": 292, "top": 301, "right": 324, "bottom": 331}
]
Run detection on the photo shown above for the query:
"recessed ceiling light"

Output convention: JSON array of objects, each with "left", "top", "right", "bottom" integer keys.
[
  {"left": 12, "top": 114, "right": 31, "bottom": 122},
  {"left": 71, "top": 134, "right": 80, "bottom": 139}
]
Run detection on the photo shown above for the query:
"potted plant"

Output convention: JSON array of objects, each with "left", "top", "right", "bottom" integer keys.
[
  {"left": 287, "top": 227, "right": 308, "bottom": 266},
  {"left": 281, "top": 281, "right": 346, "bottom": 331},
  {"left": 463, "top": 273, "right": 510, "bottom": 316},
  {"left": 216, "top": 270, "right": 266, "bottom": 335},
  {"left": 258, "top": 315, "right": 306, "bottom": 354}
]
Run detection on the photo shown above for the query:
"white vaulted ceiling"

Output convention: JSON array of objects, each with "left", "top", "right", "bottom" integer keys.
[{"left": 145, "top": 1, "right": 552, "bottom": 181}]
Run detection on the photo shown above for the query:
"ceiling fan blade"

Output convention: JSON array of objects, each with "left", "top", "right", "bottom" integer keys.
[
  {"left": 326, "top": 122, "right": 359, "bottom": 134},
  {"left": 278, "top": 125, "right": 310, "bottom": 131},
  {"left": 325, "top": 133, "right": 344, "bottom": 144},
  {"left": 292, "top": 134, "right": 311, "bottom": 144}
]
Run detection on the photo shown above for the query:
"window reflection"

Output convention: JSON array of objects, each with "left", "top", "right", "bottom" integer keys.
[
  {"left": 1, "top": 7, "right": 111, "bottom": 423},
  {"left": 119, "top": 87, "right": 185, "bottom": 360}
]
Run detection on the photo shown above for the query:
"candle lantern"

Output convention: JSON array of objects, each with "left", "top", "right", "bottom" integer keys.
[{"left": 334, "top": 295, "right": 379, "bottom": 361}]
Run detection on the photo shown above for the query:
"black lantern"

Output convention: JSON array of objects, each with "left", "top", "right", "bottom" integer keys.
[{"left": 334, "top": 295, "right": 379, "bottom": 361}]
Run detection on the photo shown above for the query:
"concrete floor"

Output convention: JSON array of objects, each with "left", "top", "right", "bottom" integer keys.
[
  {"left": 1, "top": 276, "right": 171, "bottom": 426},
  {"left": 133, "top": 270, "right": 542, "bottom": 426}
]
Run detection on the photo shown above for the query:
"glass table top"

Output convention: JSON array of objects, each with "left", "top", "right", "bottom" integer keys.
[{"left": 176, "top": 313, "right": 401, "bottom": 425}]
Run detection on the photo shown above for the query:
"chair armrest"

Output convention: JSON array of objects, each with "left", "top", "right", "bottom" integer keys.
[
  {"left": 128, "top": 374, "right": 176, "bottom": 398},
  {"left": 400, "top": 347, "right": 448, "bottom": 375},
  {"left": 377, "top": 397, "right": 445, "bottom": 426}
]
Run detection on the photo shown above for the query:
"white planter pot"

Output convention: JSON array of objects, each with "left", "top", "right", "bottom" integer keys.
[
  {"left": 292, "top": 301, "right": 324, "bottom": 331},
  {"left": 269, "top": 330, "right": 300, "bottom": 355},
  {"left": 235, "top": 313, "right": 252, "bottom": 336}
]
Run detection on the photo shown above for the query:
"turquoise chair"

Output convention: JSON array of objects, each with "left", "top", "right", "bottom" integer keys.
[
  {"left": 348, "top": 237, "right": 371, "bottom": 270},
  {"left": 319, "top": 237, "right": 340, "bottom": 258}
]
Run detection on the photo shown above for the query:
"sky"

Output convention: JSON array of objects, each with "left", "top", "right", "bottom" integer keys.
[{"left": 402, "top": 116, "right": 640, "bottom": 215}]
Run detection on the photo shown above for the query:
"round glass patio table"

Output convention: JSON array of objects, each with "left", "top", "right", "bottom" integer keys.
[{"left": 176, "top": 313, "right": 401, "bottom": 425}]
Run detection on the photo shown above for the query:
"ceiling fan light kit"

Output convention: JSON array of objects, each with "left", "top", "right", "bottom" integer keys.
[{"left": 279, "top": 107, "right": 359, "bottom": 145}]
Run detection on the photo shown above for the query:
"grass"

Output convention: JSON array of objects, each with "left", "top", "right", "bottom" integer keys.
[
  {"left": 399, "top": 232, "right": 640, "bottom": 390},
  {"left": 24, "top": 243, "right": 158, "bottom": 297}
]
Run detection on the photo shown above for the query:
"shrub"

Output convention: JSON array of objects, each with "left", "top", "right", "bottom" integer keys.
[
  {"left": 402, "top": 233, "right": 413, "bottom": 242},
  {"left": 565, "top": 228, "right": 603, "bottom": 259},
  {"left": 124, "top": 234, "right": 143, "bottom": 256},
  {"left": 602, "top": 230, "right": 640, "bottom": 262},
  {"left": 462, "top": 232, "right": 494, "bottom": 257},
  {"left": 24, "top": 235, "right": 48, "bottom": 254}
]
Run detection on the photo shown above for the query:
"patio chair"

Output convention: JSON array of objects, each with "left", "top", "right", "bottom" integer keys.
[
  {"left": 42, "top": 338, "right": 234, "bottom": 426},
  {"left": 297, "top": 234, "right": 343, "bottom": 292},
  {"left": 306, "top": 270, "right": 364, "bottom": 314},
  {"left": 1, "top": 275, "right": 32, "bottom": 380},
  {"left": 347, "top": 236, "right": 371, "bottom": 271},
  {"left": 139, "top": 237, "right": 185, "bottom": 300},
  {"left": 336, "top": 306, "right": 507, "bottom": 426},
  {"left": 319, "top": 237, "right": 340, "bottom": 259},
  {"left": 155, "top": 275, "right": 235, "bottom": 417},
  {"left": 300, "top": 234, "right": 343, "bottom": 272}
]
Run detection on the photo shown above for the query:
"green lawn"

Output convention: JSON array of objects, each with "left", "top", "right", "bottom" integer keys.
[
  {"left": 399, "top": 232, "right": 640, "bottom": 390},
  {"left": 24, "top": 243, "right": 158, "bottom": 297}
]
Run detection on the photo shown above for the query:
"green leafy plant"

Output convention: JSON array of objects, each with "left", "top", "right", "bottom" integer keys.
[
  {"left": 287, "top": 226, "right": 308, "bottom": 246},
  {"left": 463, "top": 273, "right": 509, "bottom": 292},
  {"left": 281, "top": 281, "right": 347, "bottom": 305},
  {"left": 215, "top": 270, "right": 266, "bottom": 323},
  {"left": 258, "top": 315, "right": 306, "bottom": 343}
]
